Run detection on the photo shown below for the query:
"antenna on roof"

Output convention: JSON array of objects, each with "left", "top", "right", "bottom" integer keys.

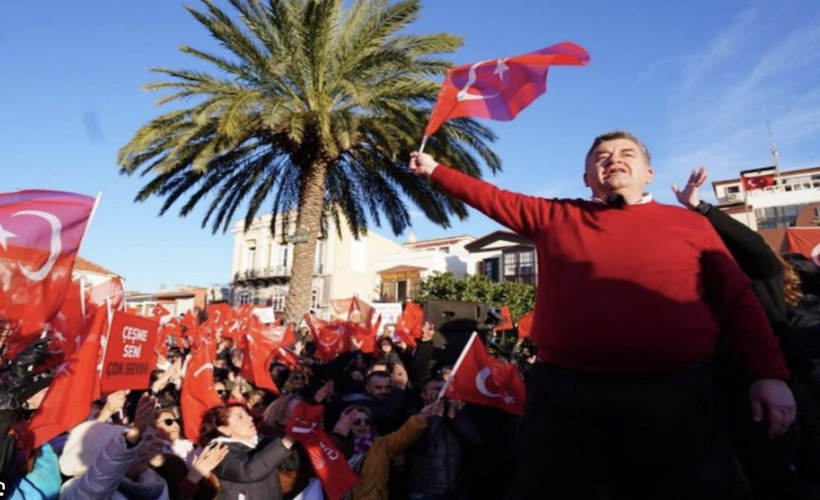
[{"left": 763, "top": 102, "right": 780, "bottom": 175}]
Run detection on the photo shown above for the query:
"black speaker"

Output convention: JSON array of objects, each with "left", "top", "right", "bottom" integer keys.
[{"left": 423, "top": 300, "right": 489, "bottom": 365}]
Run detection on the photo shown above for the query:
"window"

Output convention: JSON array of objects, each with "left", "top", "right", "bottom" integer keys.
[
  {"left": 237, "top": 292, "right": 251, "bottom": 305},
  {"left": 276, "top": 245, "right": 288, "bottom": 267},
  {"left": 310, "top": 288, "right": 320, "bottom": 310},
  {"left": 272, "top": 292, "right": 286, "bottom": 312},
  {"left": 726, "top": 186, "right": 740, "bottom": 194},
  {"left": 504, "top": 253, "right": 517, "bottom": 276},
  {"left": 482, "top": 258, "right": 499, "bottom": 282},
  {"left": 500, "top": 250, "right": 536, "bottom": 284},
  {"left": 438, "top": 246, "right": 450, "bottom": 254},
  {"left": 245, "top": 241, "right": 256, "bottom": 271}
]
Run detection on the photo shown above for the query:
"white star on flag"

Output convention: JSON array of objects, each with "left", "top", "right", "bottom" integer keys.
[{"left": 494, "top": 59, "right": 509, "bottom": 81}]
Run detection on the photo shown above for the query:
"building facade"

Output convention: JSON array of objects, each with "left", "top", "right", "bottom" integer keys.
[
  {"left": 230, "top": 212, "right": 404, "bottom": 319},
  {"left": 712, "top": 165, "right": 820, "bottom": 250}
]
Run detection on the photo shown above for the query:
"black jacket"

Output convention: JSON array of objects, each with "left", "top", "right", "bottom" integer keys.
[
  {"left": 703, "top": 203, "right": 813, "bottom": 381},
  {"left": 404, "top": 412, "right": 482, "bottom": 495},
  {"left": 212, "top": 436, "right": 293, "bottom": 500}
]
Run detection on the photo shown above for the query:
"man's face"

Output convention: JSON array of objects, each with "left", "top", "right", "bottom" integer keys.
[
  {"left": 366, "top": 375, "right": 392, "bottom": 401},
  {"left": 584, "top": 138, "right": 653, "bottom": 200},
  {"left": 421, "top": 380, "right": 445, "bottom": 405}
]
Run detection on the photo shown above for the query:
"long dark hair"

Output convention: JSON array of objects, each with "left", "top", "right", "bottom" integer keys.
[{"left": 199, "top": 403, "right": 246, "bottom": 446}]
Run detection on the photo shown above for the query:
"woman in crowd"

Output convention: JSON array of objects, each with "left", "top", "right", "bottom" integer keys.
[
  {"left": 154, "top": 407, "right": 196, "bottom": 464},
  {"left": 199, "top": 403, "right": 297, "bottom": 499}
]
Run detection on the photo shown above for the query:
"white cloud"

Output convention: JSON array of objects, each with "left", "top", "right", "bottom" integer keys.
[{"left": 657, "top": 3, "right": 820, "bottom": 186}]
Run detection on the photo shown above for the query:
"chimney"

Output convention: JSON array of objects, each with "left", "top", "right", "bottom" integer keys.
[{"left": 407, "top": 231, "right": 418, "bottom": 244}]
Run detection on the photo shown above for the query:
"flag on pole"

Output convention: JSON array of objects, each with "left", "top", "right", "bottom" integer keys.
[
  {"left": 287, "top": 402, "right": 358, "bottom": 500},
  {"left": 441, "top": 332, "right": 526, "bottom": 415},
  {"left": 517, "top": 311, "right": 534, "bottom": 339},
  {"left": 0, "top": 190, "right": 97, "bottom": 357},
  {"left": 424, "top": 42, "right": 590, "bottom": 136}
]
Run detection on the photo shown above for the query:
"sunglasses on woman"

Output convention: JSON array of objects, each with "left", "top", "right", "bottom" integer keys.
[
  {"left": 353, "top": 417, "right": 371, "bottom": 426},
  {"left": 160, "top": 418, "right": 179, "bottom": 426}
]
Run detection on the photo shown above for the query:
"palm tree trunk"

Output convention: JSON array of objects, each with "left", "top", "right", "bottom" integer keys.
[{"left": 285, "top": 161, "right": 328, "bottom": 325}]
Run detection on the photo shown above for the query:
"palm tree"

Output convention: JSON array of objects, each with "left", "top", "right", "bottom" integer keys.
[{"left": 118, "top": 0, "right": 501, "bottom": 324}]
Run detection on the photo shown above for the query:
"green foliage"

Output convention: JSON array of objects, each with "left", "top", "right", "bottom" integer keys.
[
  {"left": 416, "top": 271, "right": 535, "bottom": 326},
  {"left": 117, "top": 0, "right": 501, "bottom": 238}
]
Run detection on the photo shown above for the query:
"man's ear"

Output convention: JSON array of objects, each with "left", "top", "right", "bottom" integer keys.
[
  {"left": 647, "top": 167, "right": 654, "bottom": 184},
  {"left": 583, "top": 173, "right": 590, "bottom": 187}
]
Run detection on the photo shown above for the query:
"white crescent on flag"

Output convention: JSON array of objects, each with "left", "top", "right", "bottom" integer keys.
[
  {"left": 811, "top": 243, "right": 820, "bottom": 267},
  {"left": 475, "top": 367, "right": 500, "bottom": 398},
  {"left": 456, "top": 60, "right": 508, "bottom": 102},
  {"left": 10, "top": 210, "right": 62, "bottom": 282}
]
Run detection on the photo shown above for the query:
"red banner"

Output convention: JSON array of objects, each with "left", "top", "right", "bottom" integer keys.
[
  {"left": 99, "top": 311, "right": 158, "bottom": 393},
  {"left": 785, "top": 228, "right": 820, "bottom": 266}
]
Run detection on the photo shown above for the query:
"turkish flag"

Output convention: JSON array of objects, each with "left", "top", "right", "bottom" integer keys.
[
  {"left": 273, "top": 345, "right": 301, "bottom": 370},
  {"left": 286, "top": 402, "right": 358, "bottom": 500},
  {"left": 181, "top": 309, "right": 199, "bottom": 337},
  {"left": 303, "top": 313, "right": 350, "bottom": 361},
  {"left": 152, "top": 302, "right": 171, "bottom": 318},
  {"left": 785, "top": 228, "right": 820, "bottom": 266},
  {"left": 494, "top": 306, "right": 514, "bottom": 332},
  {"left": 46, "top": 279, "right": 87, "bottom": 363},
  {"left": 517, "top": 311, "right": 534, "bottom": 339},
  {"left": 444, "top": 333, "right": 526, "bottom": 416},
  {"left": 180, "top": 339, "right": 223, "bottom": 445},
  {"left": 239, "top": 316, "right": 281, "bottom": 394},
  {"left": 87, "top": 277, "right": 125, "bottom": 311},
  {"left": 0, "top": 190, "right": 96, "bottom": 356},
  {"left": 27, "top": 306, "right": 106, "bottom": 449},
  {"left": 156, "top": 319, "right": 184, "bottom": 357},
  {"left": 204, "top": 303, "right": 237, "bottom": 340},
  {"left": 424, "top": 42, "right": 590, "bottom": 136},
  {"left": 742, "top": 173, "right": 776, "bottom": 191},
  {"left": 394, "top": 301, "right": 424, "bottom": 348}
]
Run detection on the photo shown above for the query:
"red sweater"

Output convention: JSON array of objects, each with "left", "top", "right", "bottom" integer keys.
[{"left": 431, "top": 165, "right": 789, "bottom": 380}]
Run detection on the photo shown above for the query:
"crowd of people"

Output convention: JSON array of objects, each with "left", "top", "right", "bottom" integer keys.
[
  {"left": 1, "top": 312, "right": 531, "bottom": 499},
  {"left": 3, "top": 130, "right": 820, "bottom": 499}
]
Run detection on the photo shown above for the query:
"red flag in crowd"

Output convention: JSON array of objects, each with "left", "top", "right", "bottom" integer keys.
[
  {"left": 494, "top": 306, "right": 514, "bottom": 332},
  {"left": 785, "top": 228, "right": 820, "bottom": 266},
  {"left": 239, "top": 316, "right": 281, "bottom": 394},
  {"left": 443, "top": 332, "right": 526, "bottom": 416},
  {"left": 394, "top": 301, "right": 424, "bottom": 348},
  {"left": 424, "top": 42, "right": 590, "bottom": 136},
  {"left": 27, "top": 306, "right": 107, "bottom": 448},
  {"left": 180, "top": 339, "right": 223, "bottom": 444},
  {"left": 303, "top": 313, "right": 350, "bottom": 361},
  {"left": 152, "top": 302, "right": 171, "bottom": 318},
  {"left": 156, "top": 319, "right": 184, "bottom": 358},
  {"left": 87, "top": 277, "right": 125, "bottom": 311},
  {"left": 286, "top": 402, "right": 358, "bottom": 500},
  {"left": 517, "top": 311, "right": 534, "bottom": 339},
  {"left": 181, "top": 309, "right": 199, "bottom": 335},
  {"left": 273, "top": 345, "right": 301, "bottom": 370},
  {"left": 205, "top": 303, "right": 237, "bottom": 339},
  {"left": 0, "top": 190, "right": 96, "bottom": 357},
  {"left": 46, "top": 279, "right": 87, "bottom": 363}
]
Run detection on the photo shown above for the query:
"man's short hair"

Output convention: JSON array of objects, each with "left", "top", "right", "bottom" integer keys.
[
  {"left": 366, "top": 370, "right": 391, "bottom": 384},
  {"left": 586, "top": 130, "right": 651, "bottom": 165}
]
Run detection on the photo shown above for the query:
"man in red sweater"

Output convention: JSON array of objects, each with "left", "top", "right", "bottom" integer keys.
[{"left": 409, "top": 130, "right": 795, "bottom": 499}]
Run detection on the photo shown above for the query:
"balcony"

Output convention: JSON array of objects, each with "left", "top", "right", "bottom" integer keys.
[{"left": 232, "top": 263, "right": 326, "bottom": 286}]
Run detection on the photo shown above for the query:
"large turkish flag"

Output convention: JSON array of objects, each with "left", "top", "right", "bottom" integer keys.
[{"left": 0, "top": 190, "right": 96, "bottom": 358}]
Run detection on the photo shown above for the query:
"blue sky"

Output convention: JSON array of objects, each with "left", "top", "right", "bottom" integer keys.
[{"left": 2, "top": 0, "right": 820, "bottom": 292}]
